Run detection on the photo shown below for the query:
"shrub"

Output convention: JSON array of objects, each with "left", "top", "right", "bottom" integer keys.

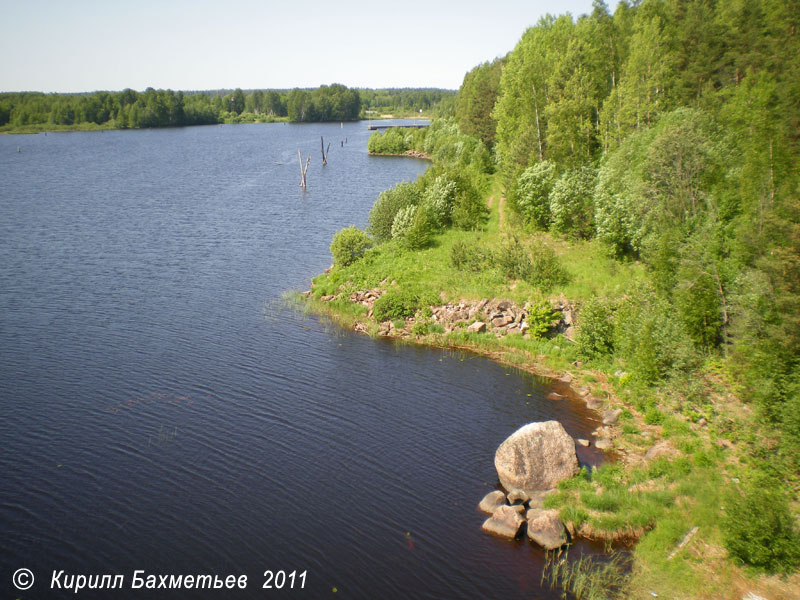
[
  {"left": 373, "top": 289, "right": 419, "bottom": 322},
  {"left": 421, "top": 174, "right": 457, "bottom": 229},
  {"left": 723, "top": 477, "right": 800, "bottom": 573},
  {"left": 673, "top": 268, "right": 723, "bottom": 350},
  {"left": 372, "top": 288, "right": 437, "bottom": 322},
  {"left": 496, "top": 236, "right": 532, "bottom": 281},
  {"left": 367, "top": 127, "right": 411, "bottom": 154},
  {"left": 515, "top": 160, "right": 556, "bottom": 229},
  {"left": 526, "top": 301, "right": 560, "bottom": 338},
  {"left": 450, "top": 240, "right": 494, "bottom": 272},
  {"left": 594, "top": 129, "right": 654, "bottom": 257},
  {"left": 577, "top": 297, "right": 615, "bottom": 358},
  {"left": 391, "top": 204, "right": 417, "bottom": 239},
  {"left": 614, "top": 286, "right": 698, "bottom": 384},
  {"left": 398, "top": 205, "right": 435, "bottom": 251},
  {"left": 368, "top": 181, "right": 421, "bottom": 243},
  {"left": 451, "top": 183, "right": 489, "bottom": 230},
  {"left": 528, "top": 241, "right": 569, "bottom": 290},
  {"left": 549, "top": 166, "right": 596, "bottom": 239},
  {"left": 329, "top": 226, "right": 372, "bottom": 267},
  {"left": 644, "top": 406, "right": 665, "bottom": 425},
  {"left": 494, "top": 237, "right": 569, "bottom": 291}
]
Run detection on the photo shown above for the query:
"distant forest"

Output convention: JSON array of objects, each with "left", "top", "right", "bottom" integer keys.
[{"left": 0, "top": 85, "right": 455, "bottom": 130}]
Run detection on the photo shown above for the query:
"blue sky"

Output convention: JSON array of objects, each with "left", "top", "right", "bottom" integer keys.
[{"left": 1, "top": 0, "right": 619, "bottom": 93}]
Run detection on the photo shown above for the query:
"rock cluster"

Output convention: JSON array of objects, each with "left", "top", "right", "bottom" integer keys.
[
  {"left": 430, "top": 298, "right": 563, "bottom": 338},
  {"left": 479, "top": 421, "right": 577, "bottom": 548},
  {"left": 551, "top": 294, "right": 578, "bottom": 341},
  {"left": 349, "top": 289, "right": 384, "bottom": 319},
  {"left": 478, "top": 488, "right": 567, "bottom": 549},
  {"left": 310, "top": 282, "right": 583, "bottom": 342}
]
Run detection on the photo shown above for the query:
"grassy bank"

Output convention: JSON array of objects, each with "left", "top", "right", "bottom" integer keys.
[
  {"left": 302, "top": 124, "right": 799, "bottom": 599},
  {"left": 1, "top": 121, "right": 117, "bottom": 134}
]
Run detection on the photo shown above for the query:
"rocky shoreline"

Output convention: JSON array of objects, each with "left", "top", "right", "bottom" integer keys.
[
  {"left": 478, "top": 420, "right": 646, "bottom": 547},
  {"left": 480, "top": 421, "right": 576, "bottom": 548},
  {"left": 367, "top": 149, "right": 432, "bottom": 160}
]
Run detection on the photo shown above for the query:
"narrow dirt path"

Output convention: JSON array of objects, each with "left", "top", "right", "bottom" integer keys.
[{"left": 486, "top": 190, "right": 507, "bottom": 232}]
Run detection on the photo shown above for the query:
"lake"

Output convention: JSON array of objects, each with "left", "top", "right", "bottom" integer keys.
[{"left": 0, "top": 122, "right": 604, "bottom": 598}]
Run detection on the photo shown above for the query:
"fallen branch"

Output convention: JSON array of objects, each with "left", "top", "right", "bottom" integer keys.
[{"left": 667, "top": 526, "right": 698, "bottom": 560}]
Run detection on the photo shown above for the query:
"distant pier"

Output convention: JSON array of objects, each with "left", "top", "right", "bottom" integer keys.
[{"left": 367, "top": 123, "right": 429, "bottom": 130}]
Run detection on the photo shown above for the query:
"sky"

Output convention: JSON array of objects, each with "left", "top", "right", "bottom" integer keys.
[{"left": 1, "top": 0, "right": 618, "bottom": 93}]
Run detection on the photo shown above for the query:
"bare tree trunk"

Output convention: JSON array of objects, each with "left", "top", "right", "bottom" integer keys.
[
  {"left": 531, "top": 80, "right": 544, "bottom": 162},
  {"left": 321, "top": 137, "right": 327, "bottom": 166},
  {"left": 299, "top": 150, "right": 310, "bottom": 188},
  {"left": 760, "top": 137, "right": 775, "bottom": 237}
]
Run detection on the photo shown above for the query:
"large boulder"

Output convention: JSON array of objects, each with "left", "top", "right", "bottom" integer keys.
[
  {"left": 526, "top": 509, "right": 568, "bottom": 549},
  {"left": 481, "top": 505, "right": 525, "bottom": 539},
  {"left": 494, "top": 421, "right": 579, "bottom": 493}
]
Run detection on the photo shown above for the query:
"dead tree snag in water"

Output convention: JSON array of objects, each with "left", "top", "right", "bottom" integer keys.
[
  {"left": 298, "top": 150, "right": 310, "bottom": 188},
  {"left": 321, "top": 137, "right": 331, "bottom": 166}
]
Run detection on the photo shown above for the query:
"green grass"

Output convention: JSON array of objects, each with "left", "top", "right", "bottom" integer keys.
[
  {"left": 1, "top": 121, "right": 117, "bottom": 134},
  {"left": 312, "top": 175, "right": 645, "bottom": 309}
]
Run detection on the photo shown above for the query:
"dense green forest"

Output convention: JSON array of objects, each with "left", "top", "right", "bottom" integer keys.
[
  {"left": 313, "top": 0, "right": 799, "bottom": 592},
  {"left": 0, "top": 85, "right": 454, "bottom": 131},
  {"left": 453, "top": 0, "right": 800, "bottom": 478}
]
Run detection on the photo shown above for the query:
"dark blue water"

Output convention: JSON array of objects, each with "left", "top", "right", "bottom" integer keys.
[{"left": 0, "top": 123, "right": 603, "bottom": 599}]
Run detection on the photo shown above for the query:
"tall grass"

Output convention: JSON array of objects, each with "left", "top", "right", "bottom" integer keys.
[{"left": 541, "top": 549, "right": 631, "bottom": 600}]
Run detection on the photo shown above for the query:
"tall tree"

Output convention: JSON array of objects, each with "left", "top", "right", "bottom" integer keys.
[{"left": 455, "top": 58, "right": 504, "bottom": 148}]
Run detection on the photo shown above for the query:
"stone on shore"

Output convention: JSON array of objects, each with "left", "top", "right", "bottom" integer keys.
[
  {"left": 481, "top": 505, "right": 525, "bottom": 539},
  {"left": 526, "top": 509, "right": 568, "bottom": 549},
  {"left": 526, "top": 489, "right": 557, "bottom": 510},
  {"left": 602, "top": 408, "right": 623, "bottom": 425},
  {"left": 585, "top": 397, "right": 603, "bottom": 410},
  {"left": 467, "top": 321, "right": 486, "bottom": 334},
  {"left": 595, "top": 438, "right": 613, "bottom": 450},
  {"left": 494, "top": 421, "right": 579, "bottom": 493},
  {"left": 507, "top": 489, "right": 530, "bottom": 505},
  {"left": 478, "top": 490, "right": 507, "bottom": 514},
  {"left": 645, "top": 440, "right": 678, "bottom": 461}
]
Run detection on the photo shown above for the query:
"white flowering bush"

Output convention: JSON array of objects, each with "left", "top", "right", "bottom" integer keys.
[{"left": 391, "top": 204, "right": 418, "bottom": 240}]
